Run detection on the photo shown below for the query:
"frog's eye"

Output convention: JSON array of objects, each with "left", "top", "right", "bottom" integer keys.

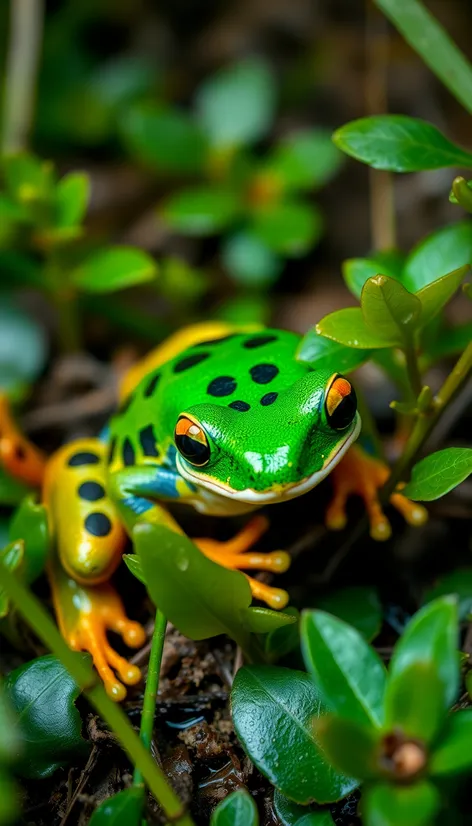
[
  {"left": 325, "top": 375, "right": 357, "bottom": 430},
  {"left": 174, "top": 416, "right": 211, "bottom": 467}
]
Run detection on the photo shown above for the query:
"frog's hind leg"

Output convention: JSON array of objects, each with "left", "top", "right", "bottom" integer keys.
[
  {"left": 194, "top": 515, "right": 291, "bottom": 610},
  {"left": 44, "top": 440, "right": 145, "bottom": 700},
  {"left": 0, "top": 394, "right": 47, "bottom": 486}
]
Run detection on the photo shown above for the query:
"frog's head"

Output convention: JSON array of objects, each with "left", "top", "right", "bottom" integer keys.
[{"left": 173, "top": 370, "right": 361, "bottom": 510}]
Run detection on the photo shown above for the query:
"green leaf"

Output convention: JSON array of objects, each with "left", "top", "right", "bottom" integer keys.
[
  {"left": 416, "top": 265, "right": 468, "bottom": 327},
  {"left": 384, "top": 662, "right": 448, "bottom": 744},
  {"left": 273, "top": 790, "right": 311, "bottom": 826},
  {"left": 450, "top": 176, "right": 472, "bottom": 212},
  {"left": 0, "top": 683, "right": 20, "bottom": 761},
  {"left": 423, "top": 320, "right": 472, "bottom": 362},
  {"left": 402, "top": 448, "right": 472, "bottom": 501},
  {"left": 55, "top": 171, "right": 90, "bottom": 228},
  {"left": 0, "top": 296, "right": 48, "bottom": 393},
  {"left": 135, "top": 524, "right": 254, "bottom": 650},
  {"left": 162, "top": 187, "right": 242, "bottom": 236},
  {"left": 0, "top": 468, "right": 31, "bottom": 506},
  {"left": 242, "top": 606, "right": 297, "bottom": 635},
  {"left": 342, "top": 251, "right": 405, "bottom": 299},
  {"left": 403, "top": 220, "right": 472, "bottom": 291},
  {"left": 232, "top": 665, "right": 357, "bottom": 805},
  {"left": 361, "top": 275, "right": 421, "bottom": 343},
  {"left": 316, "top": 308, "right": 397, "bottom": 349},
  {"left": 264, "top": 607, "right": 300, "bottom": 661},
  {"left": 0, "top": 250, "right": 41, "bottom": 288},
  {"left": 3, "top": 153, "right": 55, "bottom": 204},
  {"left": 120, "top": 102, "right": 208, "bottom": 173},
  {"left": 265, "top": 129, "right": 342, "bottom": 191},
  {"left": 210, "top": 789, "right": 259, "bottom": 826},
  {"left": 430, "top": 709, "right": 472, "bottom": 776},
  {"left": 0, "top": 542, "right": 24, "bottom": 618},
  {"left": 4, "top": 654, "right": 89, "bottom": 778},
  {"left": 196, "top": 58, "right": 276, "bottom": 148},
  {"left": 296, "top": 331, "right": 371, "bottom": 374},
  {"left": 122, "top": 553, "right": 145, "bottom": 584},
  {"left": 315, "top": 716, "right": 379, "bottom": 780},
  {"left": 251, "top": 200, "right": 322, "bottom": 256},
  {"left": 89, "top": 788, "right": 143, "bottom": 826},
  {"left": 315, "top": 587, "right": 382, "bottom": 642},
  {"left": 0, "top": 770, "right": 19, "bottom": 826},
  {"left": 388, "top": 597, "right": 459, "bottom": 716},
  {"left": 301, "top": 610, "right": 387, "bottom": 729},
  {"left": 222, "top": 232, "right": 283, "bottom": 286},
  {"left": 9, "top": 496, "right": 49, "bottom": 583},
  {"left": 362, "top": 781, "right": 439, "bottom": 826},
  {"left": 71, "top": 246, "right": 157, "bottom": 293},
  {"left": 296, "top": 815, "right": 335, "bottom": 826},
  {"left": 333, "top": 115, "right": 472, "bottom": 172},
  {"left": 423, "top": 568, "right": 472, "bottom": 621}
]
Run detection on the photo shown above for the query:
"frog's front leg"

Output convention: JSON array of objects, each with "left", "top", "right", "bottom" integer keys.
[
  {"left": 326, "top": 444, "right": 428, "bottom": 540},
  {"left": 44, "top": 440, "right": 146, "bottom": 700}
]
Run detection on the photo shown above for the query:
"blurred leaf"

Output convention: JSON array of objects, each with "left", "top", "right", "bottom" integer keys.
[
  {"left": 385, "top": 662, "right": 448, "bottom": 744},
  {"left": 0, "top": 469, "right": 31, "bottom": 507},
  {"left": 297, "top": 332, "right": 371, "bottom": 373},
  {"left": 0, "top": 196, "right": 27, "bottom": 247},
  {"left": 222, "top": 231, "right": 283, "bottom": 286},
  {"left": 264, "top": 607, "right": 300, "bottom": 661},
  {"left": 265, "top": 129, "right": 342, "bottom": 191},
  {"left": 316, "top": 308, "right": 397, "bottom": 348},
  {"left": 315, "top": 716, "right": 379, "bottom": 780},
  {"left": 217, "top": 295, "right": 270, "bottom": 326},
  {"left": 3, "top": 153, "right": 54, "bottom": 204},
  {"left": 333, "top": 115, "right": 472, "bottom": 171},
  {"left": 361, "top": 275, "right": 421, "bottom": 343},
  {"left": 55, "top": 172, "right": 90, "bottom": 228},
  {"left": 196, "top": 58, "right": 276, "bottom": 148},
  {"left": 423, "top": 320, "right": 472, "bottom": 361},
  {"left": 4, "top": 654, "right": 89, "bottom": 778},
  {"left": 89, "top": 55, "right": 155, "bottom": 113},
  {"left": 89, "top": 788, "right": 143, "bottom": 826},
  {"left": 0, "top": 684, "right": 21, "bottom": 763},
  {"left": 232, "top": 665, "right": 357, "bottom": 804},
  {"left": 403, "top": 220, "right": 472, "bottom": 291},
  {"left": 9, "top": 496, "right": 49, "bottom": 583},
  {"left": 0, "top": 297, "right": 48, "bottom": 393},
  {"left": 423, "top": 568, "right": 472, "bottom": 620},
  {"left": 361, "top": 781, "right": 439, "bottom": 826},
  {"left": 416, "top": 265, "right": 468, "bottom": 326},
  {"left": 210, "top": 789, "right": 258, "bottom": 826},
  {"left": 315, "top": 587, "right": 382, "bottom": 642},
  {"left": 242, "top": 606, "right": 297, "bottom": 635},
  {"left": 120, "top": 102, "right": 208, "bottom": 173},
  {"left": 162, "top": 187, "right": 242, "bottom": 236},
  {"left": 301, "top": 610, "right": 387, "bottom": 728},
  {"left": 0, "top": 251, "right": 41, "bottom": 287},
  {"left": 343, "top": 251, "right": 405, "bottom": 299},
  {"left": 160, "top": 257, "right": 209, "bottom": 303},
  {"left": 402, "top": 448, "right": 472, "bottom": 501},
  {"left": 0, "top": 770, "right": 18, "bottom": 826},
  {"left": 71, "top": 246, "right": 157, "bottom": 293},
  {"left": 430, "top": 709, "right": 472, "bottom": 776},
  {"left": 0, "top": 542, "right": 24, "bottom": 619},
  {"left": 251, "top": 200, "right": 322, "bottom": 256}
]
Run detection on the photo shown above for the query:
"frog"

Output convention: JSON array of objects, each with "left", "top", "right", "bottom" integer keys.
[{"left": 0, "top": 321, "right": 427, "bottom": 700}]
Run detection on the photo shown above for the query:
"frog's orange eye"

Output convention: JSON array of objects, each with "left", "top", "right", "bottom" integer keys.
[
  {"left": 175, "top": 416, "right": 211, "bottom": 467},
  {"left": 325, "top": 375, "right": 357, "bottom": 430}
]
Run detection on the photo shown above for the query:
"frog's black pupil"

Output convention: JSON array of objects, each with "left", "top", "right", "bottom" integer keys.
[
  {"left": 327, "top": 385, "right": 357, "bottom": 430},
  {"left": 175, "top": 433, "right": 210, "bottom": 466}
]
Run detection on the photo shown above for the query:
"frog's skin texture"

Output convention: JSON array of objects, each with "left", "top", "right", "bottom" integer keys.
[{"left": 0, "top": 322, "right": 427, "bottom": 700}]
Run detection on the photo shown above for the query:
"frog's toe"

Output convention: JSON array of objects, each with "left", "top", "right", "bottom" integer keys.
[
  {"left": 246, "top": 576, "right": 290, "bottom": 610},
  {"left": 390, "top": 492, "right": 428, "bottom": 528}
]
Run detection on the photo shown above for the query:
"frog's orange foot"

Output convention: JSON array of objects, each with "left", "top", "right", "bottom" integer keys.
[
  {"left": 194, "top": 515, "right": 290, "bottom": 610},
  {"left": 65, "top": 584, "right": 146, "bottom": 701},
  {"left": 326, "top": 445, "right": 428, "bottom": 541}
]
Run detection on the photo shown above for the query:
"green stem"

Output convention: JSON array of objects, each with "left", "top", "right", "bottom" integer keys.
[
  {"left": 133, "top": 610, "right": 167, "bottom": 788},
  {"left": 0, "top": 562, "right": 194, "bottom": 826},
  {"left": 404, "top": 341, "right": 423, "bottom": 400},
  {"left": 51, "top": 289, "right": 82, "bottom": 353},
  {"left": 2, "top": 0, "right": 44, "bottom": 154}
]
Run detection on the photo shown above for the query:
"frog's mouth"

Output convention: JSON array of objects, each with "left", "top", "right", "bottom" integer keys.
[{"left": 177, "top": 414, "right": 361, "bottom": 507}]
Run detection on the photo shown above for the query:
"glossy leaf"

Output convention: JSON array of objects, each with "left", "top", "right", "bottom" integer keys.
[
  {"left": 402, "top": 448, "right": 472, "bottom": 501},
  {"left": 315, "top": 587, "right": 382, "bottom": 642},
  {"left": 301, "top": 610, "right": 387, "bottom": 728},
  {"left": 55, "top": 171, "right": 90, "bottom": 227},
  {"left": 296, "top": 814, "right": 335, "bottom": 826},
  {"left": 0, "top": 297, "right": 48, "bottom": 393},
  {"left": 387, "top": 597, "right": 459, "bottom": 715},
  {"left": 251, "top": 200, "right": 322, "bottom": 256},
  {"left": 232, "top": 665, "right": 356, "bottom": 804},
  {"left": 71, "top": 246, "right": 157, "bottom": 293},
  {"left": 296, "top": 332, "right": 371, "bottom": 374},
  {"left": 333, "top": 115, "right": 472, "bottom": 172},
  {"left": 384, "top": 661, "right": 447, "bottom": 744},
  {"left": 242, "top": 606, "right": 297, "bottom": 635},
  {"left": 162, "top": 187, "right": 241, "bottom": 236},
  {"left": 196, "top": 58, "right": 276, "bottom": 148},
  {"left": 450, "top": 176, "right": 472, "bottom": 212},
  {"left": 342, "top": 251, "right": 405, "bottom": 299},
  {"left": 0, "top": 542, "right": 23, "bottom": 619},
  {"left": 403, "top": 220, "right": 472, "bottom": 291},
  {"left": 265, "top": 129, "right": 342, "bottom": 190},
  {"left": 316, "top": 308, "right": 396, "bottom": 349},
  {"left": 9, "top": 496, "right": 49, "bottom": 583},
  {"left": 273, "top": 789, "right": 312, "bottom": 825},
  {"left": 315, "top": 716, "right": 379, "bottom": 780},
  {"left": 4, "top": 654, "right": 89, "bottom": 778},
  {"left": 120, "top": 103, "right": 208, "bottom": 173},
  {"left": 362, "top": 781, "right": 439, "bottom": 826},
  {"left": 423, "top": 569, "right": 472, "bottom": 621},
  {"left": 89, "top": 788, "right": 143, "bottom": 826},
  {"left": 135, "top": 524, "right": 254, "bottom": 650},
  {"left": 264, "top": 607, "right": 300, "bottom": 661},
  {"left": 416, "top": 265, "right": 468, "bottom": 326},
  {"left": 222, "top": 232, "right": 283, "bottom": 286},
  {"left": 210, "top": 789, "right": 258, "bottom": 826},
  {"left": 430, "top": 709, "right": 472, "bottom": 776},
  {"left": 361, "top": 275, "right": 421, "bottom": 343}
]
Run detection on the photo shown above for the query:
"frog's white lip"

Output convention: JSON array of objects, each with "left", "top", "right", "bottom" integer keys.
[{"left": 177, "top": 414, "right": 361, "bottom": 506}]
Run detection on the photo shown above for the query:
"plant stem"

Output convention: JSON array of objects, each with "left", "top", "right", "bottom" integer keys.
[
  {"left": 0, "top": 562, "right": 195, "bottom": 826},
  {"left": 2, "top": 0, "right": 44, "bottom": 154},
  {"left": 51, "top": 289, "right": 82, "bottom": 353},
  {"left": 133, "top": 610, "right": 167, "bottom": 788},
  {"left": 404, "top": 341, "right": 423, "bottom": 399}
]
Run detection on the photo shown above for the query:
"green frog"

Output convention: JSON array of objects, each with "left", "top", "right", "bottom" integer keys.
[{"left": 0, "top": 322, "right": 427, "bottom": 699}]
